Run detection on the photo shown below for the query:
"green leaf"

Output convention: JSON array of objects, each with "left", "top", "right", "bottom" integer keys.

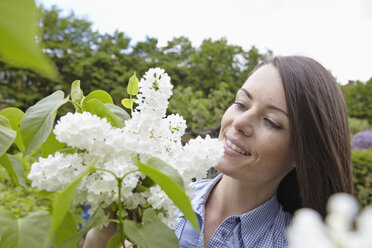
[
  {"left": 0, "top": 115, "right": 16, "bottom": 156},
  {"left": 0, "top": 107, "right": 25, "bottom": 152},
  {"left": 0, "top": 0, "right": 58, "bottom": 79},
  {"left": 71, "top": 80, "right": 83, "bottom": 103},
  {"left": 40, "top": 131, "right": 66, "bottom": 158},
  {"left": 54, "top": 211, "right": 77, "bottom": 248},
  {"left": 0, "top": 153, "right": 26, "bottom": 187},
  {"left": 106, "top": 233, "right": 123, "bottom": 248},
  {"left": 49, "top": 159, "right": 97, "bottom": 237},
  {"left": 20, "top": 91, "right": 69, "bottom": 156},
  {"left": 127, "top": 73, "right": 139, "bottom": 95},
  {"left": 37, "top": 190, "right": 56, "bottom": 201},
  {"left": 58, "top": 206, "right": 107, "bottom": 248},
  {"left": 104, "top": 104, "right": 130, "bottom": 124},
  {"left": 123, "top": 209, "right": 179, "bottom": 248},
  {"left": 121, "top": 98, "right": 136, "bottom": 109},
  {"left": 84, "top": 99, "right": 124, "bottom": 128},
  {"left": 82, "top": 90, "right": 113, "bottom": 111},
  {"left": 0, "top": 209, "right": 51, "bottom": 248},
  {"left": 132, "top": 157, "right": 198, "bottom": 231},
  {"left": 147, "top": 157, "right": 184, "bottom": 189}
]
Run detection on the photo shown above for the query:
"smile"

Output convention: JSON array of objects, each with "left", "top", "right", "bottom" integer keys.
[{"left": 226, "top": 139, "right": 250, "bottom": 155}]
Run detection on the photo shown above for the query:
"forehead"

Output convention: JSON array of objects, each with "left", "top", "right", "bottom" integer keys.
[{"left": 241, "top": 64, "right": 288, "bottom": 111}]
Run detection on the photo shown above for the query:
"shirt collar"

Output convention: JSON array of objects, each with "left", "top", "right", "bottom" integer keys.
[
  {"left": 183, "top": 174, "right": 283, "bottom": 247},
  {"left": 191, "top": 174, "right": 283, "bottom": 247},
  {"left": 239, "top": 193, "right": 281, "bottom": 247},
  {"left": 191, "top": 173, "right": 223, "bottom": 218}
]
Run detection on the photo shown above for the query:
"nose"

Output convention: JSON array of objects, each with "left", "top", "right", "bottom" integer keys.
[{"left": 232, "top": 109, "right": 255, "bottom": 136}]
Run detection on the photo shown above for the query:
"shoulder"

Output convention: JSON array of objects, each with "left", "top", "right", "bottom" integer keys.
[{"left": 190, "top": 178, "right": 213, "bottom": 197}]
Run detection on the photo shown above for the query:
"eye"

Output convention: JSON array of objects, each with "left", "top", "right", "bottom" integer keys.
[
  {"left": 264, "top": 118, "right": 282, "bottom": 130},
  {"left": 234, "top": 101, "right": 247, "bottom": 111}
]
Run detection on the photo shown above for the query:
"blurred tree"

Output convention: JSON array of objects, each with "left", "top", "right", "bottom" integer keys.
[
  {"left": 0, "top": 5, "right": 272, "bottom": 137},
  {"left": 0, "top": 6, "right": 135, "bottom": 109},
  {"left": 169, "top": 82, "right": 235, "bottom": 137},
  {"left": 341, "top": 78, "right": 372, "bottom": 124},
  {"left": 0, "top": 6, "right": 97, "bottom": 110}
]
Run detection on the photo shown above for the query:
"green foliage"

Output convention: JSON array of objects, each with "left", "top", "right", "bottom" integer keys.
[
  {"left": 132, "top": 157, "right": 198, "bottom": 232},
  {"left": 127, "top": 73, "right": 140, "bottom": 95},
  {"left": 50, "top": 160, "right": 97, "bottom": 238},
  {"left": 0, "top": 107, "right": 25, "bottom": 152},
  {"left": 0, "top": 209, "right": 51, "bottom": 248},
  {"left": 342, "top": 78, "right": 372, "bottom": 124},
  {"left": 123, "top": 209, "right": 179, "bottom": 248},
  {"left": 351, "top": 149, "right": 372, "bottom": 208},
  {"left": 0, "top": 153, "right": 25, "bottom": 187},
  {"left": 0, "top": 166, "right": 51, "bottom": 218},
  {"left": 58, "top": 208, "right": 106, "bottom": 248},
  {"left": 0, "top": 0, "right": 57, "bottom": 79},
  {"left": 0, "top": 115, "right": 16, "bottom": 156},
  {"left": 122, "top": 72, "right": 139, "bottom": 112},
  {"left": 84, "top": 99, "right": 124, "bottom": 128},
  {"left": 104, "top": 103, "right": 130, "bottom": 123},
  {"left": 0, "top": 3, "right": 275, "bottom": 247},
  {"left": 349, "top": 117, "right": 371, "bottom": 137},
  {"left": 1, "top": 76, "right": 199, "bottom": 247},
  {"left": 54, "top": 211, "right": 77, "bottom": 248},
  {"left": 20, "top": 91, "right": 68, "bottom": 156},
  {"left": 106, "top": 233, "right": 122, "bottom": 248},
  {"left": 1, "top": 6, "right": 271, "bottom": 139},
  {"left": 169, "top": 82, "right": 235, "bottom": 136},
  {"left": 82, "top": 90, "right": 114, "bottom": 109}
]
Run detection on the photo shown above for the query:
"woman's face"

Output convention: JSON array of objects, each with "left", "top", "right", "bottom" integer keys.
[{"left": 217, "top": 64, "right": 294, "bottom": 188}]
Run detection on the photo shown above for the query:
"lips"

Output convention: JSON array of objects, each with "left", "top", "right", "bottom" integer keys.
[{"left": 226, "top": 138, "right": 250, "bottom": 156}]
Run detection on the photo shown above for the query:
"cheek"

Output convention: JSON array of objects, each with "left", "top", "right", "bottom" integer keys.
[{"left": 261, "top": 134, "right": 293, "bottom": 164}]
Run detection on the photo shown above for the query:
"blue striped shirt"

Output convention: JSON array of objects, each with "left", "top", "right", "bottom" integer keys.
[{"left": 174, "top": 174, "right": 292, "bottom": 248}]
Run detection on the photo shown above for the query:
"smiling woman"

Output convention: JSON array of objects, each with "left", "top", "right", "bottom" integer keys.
[
  {"left": 175, "top": 56, "right": 354, "bottom": 248},
  {"left": 83, "top": 56, "right": 353, "bottom": 248}
]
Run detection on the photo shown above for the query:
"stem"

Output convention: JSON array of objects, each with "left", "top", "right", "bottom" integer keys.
[
  {"left": 94, "top": 166, "right": 140, "bottom": 247},
  {"left": 93, "top": 168, "right": 118, "bottom": 179},
  {"left": 107, "top": 219, "right": 120, "bottom": 224},
  {"left": 129, "top": 94, "right": 133, "bottom": 114},
  {"left": 116, "top": 177, "right": 126, "bottom": 248},
  {"left": 120, "top": 169, "right": 139, "bottom": 181}
]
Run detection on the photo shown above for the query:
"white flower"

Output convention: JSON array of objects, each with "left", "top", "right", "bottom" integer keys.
[
  {"left": 28, "top": 152, "right": 86, "bottom": 191},
  {"left": 28, "top": 67, "right": 224, "bottom": 228},
  {"left": 326, "top": 193, "right": 359, "bottom": 244},
  {"left": 287, "top": 209, "right": 333, "bottom": 248},
  {"left": 54, "top": 112, "right": 112, "bottom": 153},
  {"left": 287, "top": 193, "right": 372, "bottom": 248}
]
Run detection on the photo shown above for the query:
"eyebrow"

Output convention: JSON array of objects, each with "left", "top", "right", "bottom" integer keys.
[
  {"left": 238, "top": 88, "right": 288, "bottom": 117},
  {"left": 239, "top": 88, "right": 252, "bottom": 100}
]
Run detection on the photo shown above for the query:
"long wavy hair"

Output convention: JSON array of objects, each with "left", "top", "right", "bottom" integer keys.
[{"left": 257, "top": 56, "right": 354, "bottom": 217}]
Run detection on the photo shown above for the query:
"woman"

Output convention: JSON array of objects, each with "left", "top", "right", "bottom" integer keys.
[
  {"left": 84, "top": 56, "right": 353, "bottom": 248},
  {"left": 175, "top": 56, "right": 353, "bottom": 247}
]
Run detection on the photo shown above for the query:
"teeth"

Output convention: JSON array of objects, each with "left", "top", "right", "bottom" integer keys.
[{"left": 226, "top": 139, "right": 248, "bottom": 155}]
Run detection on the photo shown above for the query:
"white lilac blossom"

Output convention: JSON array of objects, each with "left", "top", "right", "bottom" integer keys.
[
  {"left": 287, "top": 193, "right": 372, "bottom": 248},
  {"left": 28, "top": 68, "right": 224, "bottom": 228}
]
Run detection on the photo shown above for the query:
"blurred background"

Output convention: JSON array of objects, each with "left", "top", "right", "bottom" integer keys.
[{"left": 0, "top": 0, "right": 371, "bottom": 226}]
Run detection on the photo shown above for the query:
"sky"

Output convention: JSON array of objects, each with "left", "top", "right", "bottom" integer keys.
[{"left": 37, "top": 0, "right": 372, "bottom": 84}]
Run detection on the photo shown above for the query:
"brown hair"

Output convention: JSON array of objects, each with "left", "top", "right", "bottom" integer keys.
[{"left": 259, "top": 56, "right": 353, "bottom": 217}]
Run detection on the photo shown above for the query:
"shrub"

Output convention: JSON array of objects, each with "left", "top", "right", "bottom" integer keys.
[
  {"left": 0, "top": 166, "right": 52, "bottom": 218},
  {"left": 351, "top": 149, "right": 372, "bottom": 207},
  {"left": 348, "top": 117, "right": 371, "bottom": 137}
]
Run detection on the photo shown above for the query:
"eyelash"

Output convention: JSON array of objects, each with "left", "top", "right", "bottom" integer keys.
[{"left": 233, "top": 102, "right": 282, "bottom": 130}]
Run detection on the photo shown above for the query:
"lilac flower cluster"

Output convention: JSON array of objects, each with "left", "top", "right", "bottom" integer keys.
[{"left": 351, "top": 129, "right": 372, "bottom": 150}]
